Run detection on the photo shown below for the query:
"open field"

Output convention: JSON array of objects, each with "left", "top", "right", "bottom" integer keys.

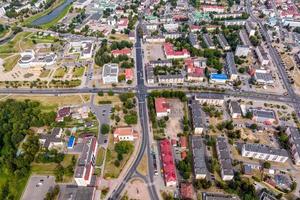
[
  {"left": 137, "top": 153, "right": 148, "bottom": 176},
  {"left": 0, "top": 32, "right": 32, "bottom": 54},
  {"left": 39, "top": 69, "right": 51, "bottom": 78},
  {"left": 108, "top": 34, "right": 130, "bottom": 41},
  {"left": 96, "top": 147, "right": 106, "bottom": 166},
  {"left": 1, "top": 94, "right": 86, "bottom": 112},
  {"left": 73, "top": 66, "right": 85, "bottom": 78},
  {"left": 54, "top": 67, "right": 67, "bottom": 78},
  {"left": 95, "top": 94, "right": 122, "bottom": 106},
  {"left": 3, "top": 54, "right": 20, "bottom": 71}
]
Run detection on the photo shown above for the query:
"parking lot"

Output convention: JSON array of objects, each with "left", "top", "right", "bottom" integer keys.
[{"left": 22, "top": 175, "right": 56, "bottom": 200}]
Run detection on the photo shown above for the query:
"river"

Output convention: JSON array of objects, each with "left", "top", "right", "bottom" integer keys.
[{"left": 31, "top": 0, "right": 73, "bottom": 26}]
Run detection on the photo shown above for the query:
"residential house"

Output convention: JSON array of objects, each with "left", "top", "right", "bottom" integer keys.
[
  {"left": 74, "top": 137, "right": 98, "bottom": 186},
  {"left": 111, "top": 48, "right": 132, "bottom": 57},
  {"left": 56, "top": 107, "right": 71, "bottom": 122},
  {"left": 239, "top": 29, "right": 252, "bottom": 46},
  {"left": 201, "top": 5, "right": 225, "bottom": 13},
  {"left": 185, "top": 58, "right": 206, "bottom": 82},
  {"left": 189, "top": 33, "right": 199, "bottom": 49},
  {"left": 224, "top": 20, "right": 246, "bottom": 26},
  {"left": 202, "top": 192, "right": 238, "bottom": 200},
  {"left": 155, "top": 98, "right": 171, "bottom": 117},
  {"left": 117, "top": 18, "right": 128, "bottom": 31},
  {"left": 241, "top": 143, "right": 289, "bottom": 163},
  {"left": 146, "top": 65, "right": 155, "bottom": 84},
  {"left": 149, "top": 60, "right": 172, "bottom": 68},
  {"left": 216, "top": 137, "right": 234, "bottom": 181},
  {"left": 113, "top": 127, "right": 139, "bottom": 143},
  {"left": 191, "top": 135, "right": 208, "bottom": 179},
  {"left": 180, "top": 183, "right": 195, "bottom": 200},
  {"left": 125, "top": 68, "right": 134, "bottom": 82},
  {"left": 254, "top": 69, "right": 274, "bottom": 85},
  {"left": 245, "top": 21, "right": 256, "bottom": 37},
  {"left": 160, "top": 139, "right": 177, "bottom": 187}
]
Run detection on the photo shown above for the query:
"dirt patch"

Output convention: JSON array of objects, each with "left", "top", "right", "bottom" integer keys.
[
  {"left": 165, "top": 99, "right": 184, "bottom": 139},
  {"left": 124, "top": 179, "right": 150, "bottom": 200}
]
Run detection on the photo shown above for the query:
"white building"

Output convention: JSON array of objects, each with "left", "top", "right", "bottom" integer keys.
[
  {"left": 255, "top": 46, "right": 270, "bottom": 65},
  {"left": 241, "top": 143, "right": 289, "bottom": 163},
  {"left": 39, "top": 128, "right": 64, "bottom": 150},
  {"left": 163, "top": 23, "right": 179, "bottom": 32},
  {"left": 102, "top": 63, "right": 119, "bottom": 84},
  {"left": 194, "top": 93, "right": 224, "bottom": 106},
  {"left": 245, "top": 21, "right": 256, "bottom": 37},
  {"left": 18, "top": 50, "right": 57, "bottom": 68},
  {"left": 69, "top": 40, "right": 94, "bottom": 59},
  {"left": 235, "top": 45, "right": 250, "bottom": 57},
  {"left": 75, "top": 137, "right": 98, "bottom": 186},
  {"left": 155, "top": 98, "right": 171, "bottom": 118},
  {"left": 113, "top": 127, "right": 139, "bottom": 143}
]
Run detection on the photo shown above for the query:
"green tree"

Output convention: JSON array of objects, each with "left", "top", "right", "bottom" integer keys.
[{"left": 101, "top": 124, "right": 110, "bottom": 134}]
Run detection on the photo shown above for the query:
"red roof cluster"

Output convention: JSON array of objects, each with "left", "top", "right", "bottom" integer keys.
[
  {"left": 160, "top": 139, "right": 177, "bottom": 186},
  {"left": 111, "top": 48, "right": 132, "bottom": 56},
  {"left": 279, "top": 4, "right": 300, "bottom": 18},
  {"left": 180, "top": 183, "right": 194, "bottom": 200},
  {"left": 155, "top": 98, "right": 170, "bottom": 113},
  {"left": 163, "top": 43, "right": 190, "bottom": 57},
  {"left": 185, "top": 58, "right": 204, "bottom": 77}
]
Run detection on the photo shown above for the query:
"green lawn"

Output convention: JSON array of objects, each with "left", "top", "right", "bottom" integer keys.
[
  {"left": 39, "top": 69, "right": 51, "bottom": 78},
  {"left": 73, "top": 67, "right": 85, "bottom": 78},
  {"left": 0, "top": 32, "right": 32, "bottom": 54},
  {"left": 3, "top": 54, "right": 20, "bottom": 71},
  {"left": 53, "top": 67, "right": 66, "bottom": 78},
  {"left": 96, "top": 147, "right": 105, "bottom": 166}
]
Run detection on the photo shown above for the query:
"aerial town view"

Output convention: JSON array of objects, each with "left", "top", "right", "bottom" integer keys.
[{"left": 2, "top": 0, "right": 300, "bottom": 200}]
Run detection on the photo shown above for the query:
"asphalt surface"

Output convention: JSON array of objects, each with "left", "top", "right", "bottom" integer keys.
[{"left": 107, "top": 20, "right": 159, "bottom": 200}]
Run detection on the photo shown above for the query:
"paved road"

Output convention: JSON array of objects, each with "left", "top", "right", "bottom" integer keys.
[{"left": 107, "top": 19, "right": 159, "bottom": 200}]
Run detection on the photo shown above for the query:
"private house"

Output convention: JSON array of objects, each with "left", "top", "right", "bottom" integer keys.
[
  {"left": 191, "top": 135, "right": 208, "bottom": 179},
  {"left": 190, "top": 100, "right": 206, "bottom": 134},
  {"left": 39, "top": 128, "right": 64, "bottom": 150},
  {"left": 117, "top": 18, "right": 129, "bottom": 31},
  {"left": 111, "top": 48, "right": 132, "bottom": 57},
  {"left": 216, "top": 137, "right": 234, "bottom": 181},
  {"left": 241, "top": 143, "right": 289, "bottom": 163},
  {"left": 113, "top": 127, "right": 139, "bottom": 143},
  {"left": 155, "top": 98, "right": 171, "bottom": 118},
  {"left": 74, "top": 137, "right": 98, "bottom": 186},
  {"left": 125, "top": 68, "right": 134, "bottom": 82},
  {"left": 56, "top": 107, "right": 71, "bottom": 122},
  {"left": 102, "top": 63, "right": 119, "bottom": 84},
  {"left": 160, "top": 139, "right": 177, "bottom": 187}
]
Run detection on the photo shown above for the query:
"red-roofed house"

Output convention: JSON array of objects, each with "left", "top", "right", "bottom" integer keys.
[
  {"left": 185, "top": 58, "right": 206, "bottom": 82},
  {"left": 56, "top": 107, "right": 71, "bottom": 122},
  {"left": 190, "top": 25, "right": 201, "bottom": 32},
  {"left": 160, "top": 139, "right": 177, "bottom": 187},
  {"left": 163, "top": 43, "right": 190, "bottom": 59},
  {"left": 111, "top": 48, "right": 132, "bottom": 57},
  {"left": 117, "top": 18, "right": 128, "bottom": 31},
  {"left": 125, "top": 68, "right": 134, "bottom": 82},
  {"left": 179, "top": 136, "right": 188, "bottom": 149},
  {"left": 201, "top": 5, "right": 225, "bottom": 13},
  {"left": 155, "top": 98, "right": 171, "bottom": 117},
  {"left": 113, "top": 127, "right": 139, "bottom": 143},
  {"left": 180, "top": 182, "right": 194, "bottom": 200}
]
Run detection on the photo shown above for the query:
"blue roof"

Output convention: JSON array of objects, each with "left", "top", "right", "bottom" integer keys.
[
  {"left": 210, "top": 73, "right": 228, "bottom": 80},
  {"left": 67, "top": 136, "right": 75, "bottom": 148}
]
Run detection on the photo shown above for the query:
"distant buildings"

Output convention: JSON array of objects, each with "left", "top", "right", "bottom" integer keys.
[
  {"left": 75, "top": 137, "right": 98, "bottom": 186},
  {"left": 113, "top": 127, "right": 139, "bottom": 143},
  {"left": 191, "top": 135, "right": 208, "bottom": 179},
  {"left": 201, "top": 5, "right": 225, "bottom": 13},
  {"left": 190, "top": 100, "right": 206, "bottom": 134},
  {"left": 102, "top": 63, "right": 119, "bottom": 84},
  {"left": 155, "top": 97, "right": 170, "bottom": 117},
  {"left": 163, "top": 43, "right": 190, "bottom": 59},
  {"left": 160, "top": 139, "right": 177, "bottom": 187},
  {"left": 241, "top": 143, "right": 289, "bottom": 163},
  {"left": 216, "top": 137, "right": 234, "bottom": 181}
]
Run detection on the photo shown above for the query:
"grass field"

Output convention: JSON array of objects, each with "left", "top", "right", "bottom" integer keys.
[
  {"left": 73, "top": 66, "right": 85, "bottom": 78},
  {"left": 137, "top": 153, "right": 148, "bottom": 176},
  {"left": 0, "top": 32, "right": 32, "bottom": 54},
  {"left": 53, "top": 67, "right": 67, "bottom": 78},
  {"left": 95, "top": 94, "right": 122, "bottom": 106},
  {"left": 2, "top": 94, "right": 86, "bottom": 112},
  {"left": 39, "top": 69, "right": 51, "bottom": 78},
  {"left": 96, "top": 147, "right": 106, "bottom": 166},
  {"left": 3, "top": 54, "right": 20, "bottom": 71}
]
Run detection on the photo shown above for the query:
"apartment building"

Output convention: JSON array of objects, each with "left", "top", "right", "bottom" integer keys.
[
  {"left": 191, "top": 135, "right": 208, "bottom": 179},
  {"left": 194, "top": 93, "right": 225, "bottom": 106},
  {"left": 190, "top": 100, "right": 206, "bottom": 134},
  {"left": 225, "top": 52, "right": 238, "bottom": 81},
  {"left": 286, "top": 127, "right": 300, "bottom": 165},
  {"left": 216, "top": 137, "right": 234, "bottom": 181}
]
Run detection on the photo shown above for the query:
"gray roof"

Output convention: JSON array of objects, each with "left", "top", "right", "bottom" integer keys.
[
  {"left": 257, "top": 46, "right": 269, "bottom": 60},
  {"left": 259, "top": 191, "right": 277, "bottom": 200},
  {"left": 195, "top": 93, "right": 225, "bottom": 100},
  {"left": 239, "top": 29, "right": 251, "bottom": 46},
  {"left": 243, "top": 143, "right": 289, "bottom": 157},
  {"left": 255, "top": 72, "right": 273, "bottom": 82},
  {"left": 59, "top": 185, "right": 95, "bottom": 200},
  {"left": 203, "top": 34, "right": 215, "bottom": 48},
  {"left": 190, "top": 100, "right": 206, "bottom": 129},
  {"left": 189, "top": 33, "right": 198, "bottom": 46},
  {"left": 203, "top": 192, "right": 238, "bottom": 200},
  {"left": 217, "top": 34, "right": 230, "bottom": 49},
  {"left": 216, "top": 137, "right": 234, "bottom": 176},
  {"left": 103, "top": 63, "right": 118, "bottom": 78},
  {"left": 191, "top": 135, "right": 207, "bottom": 176},
  {"left": 250, "top": 108, "right": 276, "bottom": 120},
  {"left": 39, "top": 127, "right": 62, "bottom": 148},
  {"left": 225, "top": 52, "right": 237, "bottom": 76},
  {"left": 158, "top": 74, "right": 184, "bottom": 80},
  {"left": 146, "top": 66, "right": 154, "bottom": 80},
  {"left": 149, "top": 59, "right": 172, "bottom": 67},
  {"left": 229, "top": 101, "right": 241, "bottom": 114}
]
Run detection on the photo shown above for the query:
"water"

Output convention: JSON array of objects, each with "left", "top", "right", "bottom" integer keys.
[{"left": 32, "top": 0, "right": 73, "bottom": 26}]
